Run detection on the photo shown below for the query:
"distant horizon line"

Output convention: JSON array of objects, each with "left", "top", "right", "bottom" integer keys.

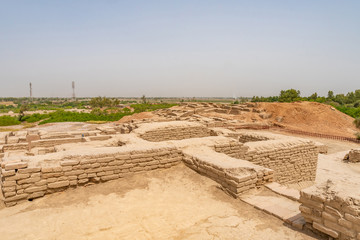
[{"left": 0, "top": 96, "right": 252, "bottom": 99}]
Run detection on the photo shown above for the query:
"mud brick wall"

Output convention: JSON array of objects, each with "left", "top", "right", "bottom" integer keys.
[
  {"left": 30, "top": 137, "right": 86, "bottom": 148},
  {"left": 88, "top": 135, "right": 112, "bottom": 141},
  {"left": 214, "top": 142, "right": 249, "bottom": 159},
  {"left": 238, "top": 134, "right": 270, "bottom": 143},
  {"left": 140, "top": 126, "right": 211, "bottom": 142},
  {"left": 206, "top": 122, "right": 226, "bottom": 128},
  {"left": 0, "top": 147, "right": 183, "bottom": 207},
  {"left": 242, "top": 141, "right": 318, "bottom": 184},
  {"left": 299, "top": 187, "right": 360, "bottom": 240},
  {"left": 183, "top": 153, "right": 273, "bottom": 197},
  {"left": 2, "top": 143, "right": 29, "bottom": 151}
]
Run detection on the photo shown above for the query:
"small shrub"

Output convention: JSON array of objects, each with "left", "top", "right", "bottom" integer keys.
[
  {"left": 0, "top": 116, "right": 21, "bottom": 126},
  {"left": 90, "top": 108, "right": 102, "bottom": 116},
  {"left": 21, "top": 113, "right": 49, "bottom": 123},
  {"left": 356, "top": 132, "right": 360, "bottom": 140},
  {"left": 354, "top": 100, "right": 360, "bottom": 108},
  {"left": 336, "top": 106, "right": 360, "bottom": 118},
  {"left": 354, "top": 118, "right": 360, "bottom": 129}
]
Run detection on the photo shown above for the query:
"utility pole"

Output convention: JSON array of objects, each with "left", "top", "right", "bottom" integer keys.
[
  {"left": 29, "top": 82, "right": 33, "bottom": 102},
  {"left": 72, "top": 81, "right": 76, "bottom": 101}
]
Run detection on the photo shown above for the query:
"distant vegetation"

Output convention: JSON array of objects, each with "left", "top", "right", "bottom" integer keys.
[
  {"left": 89, "top": 97, "right": 120, "bottom": 108},
  {"left": 0, "top": 97, "right": 176, "bottom": 126},
  {"left": 36, "top": 103, "right": 176, "bottom": 125},
  {"left": 0, "top": 97, "right": 138, "bottom": 114},
  {"left": 0, "top": 116, "right": 21, "bottom": 126}
]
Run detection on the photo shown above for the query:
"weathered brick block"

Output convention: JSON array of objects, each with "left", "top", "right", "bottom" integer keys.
[
  {"left": 324, "top": 220, "right": 356, "bottom": 238},
  {"left": 24, "top": 185, "right": 47, "bottom": 193},
  {"left": 101, "top": 174, "right": 119, "bottom": 181},
  {"left": 60, "top": 160, "right": 79, "bottom": 166},
  {"left": 4, "top": 193, "right": 28, "bottom": 202},
  {"left": 48, "top": 180, "right": 70, "bottom": 189},
  {"left": 345, "top": 213, "right": 360, "bottom": 225},
  {"left": 64, "top": 170, "right": 84, "bottom": 176},
  {"left": 28, "top": 191, "right": 45, "bottom": 199},
  {"left": 18, "top": 167, "right": 41, "bottom": 174},
  {"left": 5, "top": 162, "right": 28, "bottom": 170},
  {"left": 4, "top": 192, "right": 16, "bottom": 197},
  {"left": 1, "top": 169, "right": 15, "bottom": 177},
  {"left": 313, "top": 222, "right": 339, "bottom": 238},
  {"left": 2, "top": 180, "right": 16, "bottom": 187}
]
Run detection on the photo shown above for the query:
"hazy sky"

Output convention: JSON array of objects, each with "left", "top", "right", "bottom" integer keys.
[{"left": 0, "top": 1, "right": 359, "bottom": 98}]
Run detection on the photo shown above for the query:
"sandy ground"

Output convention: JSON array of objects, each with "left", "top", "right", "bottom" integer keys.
[
  {"left": 30, "top": 122, "right": 99, "bottom": 132},
  {"left": 0, "top": 121, "right": 99, "bottom": 132},
  {"left": 316, "top": 150, "right": 360, "bottom": 184},
  {"left": 117, "top": 112, "right": 156, "bottom": 123},
  {"left": 0, "top": 165, "right": 321, "bottom": 240}
]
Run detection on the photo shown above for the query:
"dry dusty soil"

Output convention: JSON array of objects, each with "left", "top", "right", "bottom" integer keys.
[{"left": 0, "top": 164, "right": 322, "bottom": 240}]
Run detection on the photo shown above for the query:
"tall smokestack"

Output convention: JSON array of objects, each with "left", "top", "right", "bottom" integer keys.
[
  {"left": 29, "top": 82, "right": 33, "bottom": 101},
  {"left": 72, "top": 81, "right": 76, "bottom": 100}
]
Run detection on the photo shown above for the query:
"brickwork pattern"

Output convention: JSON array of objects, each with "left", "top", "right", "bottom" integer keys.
[
  {"left": 183, "top": 153, "right": 274, "bottom": 197},
  {"left": 140, "top": 126, "right": 211, "bottom": 142},
  {"left": 242, "top": 142, "right": 317, "bottom": 184},
  {"left": 300, "top": 189, "right": 360, "bottom": 240},
  {"left": 0, "top": 148, "right": 182, "bottom": 207}
]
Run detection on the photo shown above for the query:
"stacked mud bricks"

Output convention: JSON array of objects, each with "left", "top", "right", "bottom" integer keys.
[
  {"left": 0, "top": 147, "right": 182, "bottom": 207},
  {"left": 242, "top": 141, "right": 318, "bottom": 184},
  {"left": 140, "top": 126, "right": 211, "bottom": 142},
  {"left": 213, "top": 142, "right": 249, "bottom": 159},
  {"left": 300, "top": 188, "right": 360, "bottom": 240},
  {"left": 183, "top": 153, "right": 274, "bottom": 197},
  {"left": 215, "top": 136, "right": 318, "bottom": 184}
]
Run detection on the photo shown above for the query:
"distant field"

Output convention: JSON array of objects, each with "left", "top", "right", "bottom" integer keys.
[
  {"left": 0, "top": 101, "right": 16, "bottom": 106},
  {"left": 0, "top": 103, "right": 176, "bottom": 127}
]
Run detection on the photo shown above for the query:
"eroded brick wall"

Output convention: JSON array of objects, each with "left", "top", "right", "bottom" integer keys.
[
  {"left": 183, "top": 152, "right": 274, "bottom": 197},
  {"left": 238, "top": 134, "right": 270, "bottom": 143},
  {"left": 213, "top": 142, "right": 248, "bottom": 159},
  {"left": 300, "top": 187, "right": 360, "bottom": 240},
  {"left": 140, "top": 126, "right": 211, "bottom": 142},
  {"left": 243, "top": 141, "right": 318, "bottom": 184},
  {"left": 0, "top": 147, "right": 182, "bottom": 207}
]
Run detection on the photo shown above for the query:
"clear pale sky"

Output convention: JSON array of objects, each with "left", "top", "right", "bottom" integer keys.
[{"left": 0, "top": 1, "right": 359, "bottom": 98}]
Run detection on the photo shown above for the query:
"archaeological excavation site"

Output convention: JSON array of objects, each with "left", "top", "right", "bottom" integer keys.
[{"left": 1, "top": 102, "right": 360, "bottom": 240}]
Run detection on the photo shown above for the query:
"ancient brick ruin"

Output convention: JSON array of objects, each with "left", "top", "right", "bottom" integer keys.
[{"left": 1, "top": 118, "right": 357, "bottom": 239}]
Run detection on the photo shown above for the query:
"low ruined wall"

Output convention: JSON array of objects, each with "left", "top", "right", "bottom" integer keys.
[
  {"left": 140, "top": 126, "right": 211, "bottom": 142},
  {"left": 30, "top": 137, "right": 86, "bottom": 148},
  {"left": 2, "top": 143, "right": 29, "bottom": 151},
  {"left": 206, "top": 122, "right": 227, "bottom": 128},
  {"left": 299, "top": 184, "right": 360, "bottom": 240},
  {"left": 242, "top": 140, "right": 318, "bottom": 184},
  {"left": 214, "top": 142, "right": 249, "bottom": 159},
  {"left": 183, "top": 149, "right": 274, "bottom": 197},
  {"left": 0, "top": 147, "right": 182, "bottom": 207},
  {"left": 238, "top": 134, "right": 270, "bottom": 143}
]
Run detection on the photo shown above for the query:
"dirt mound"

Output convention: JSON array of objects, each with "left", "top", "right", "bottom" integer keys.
[
  {"left": 116, "top": 102, "right": 358, "bottom": 138},
  {"left": 117, "top": 111, "right": 156, "bottom": 123},
  {"left": 259, "top": 102, "right": 358, "bottom": 138}
]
